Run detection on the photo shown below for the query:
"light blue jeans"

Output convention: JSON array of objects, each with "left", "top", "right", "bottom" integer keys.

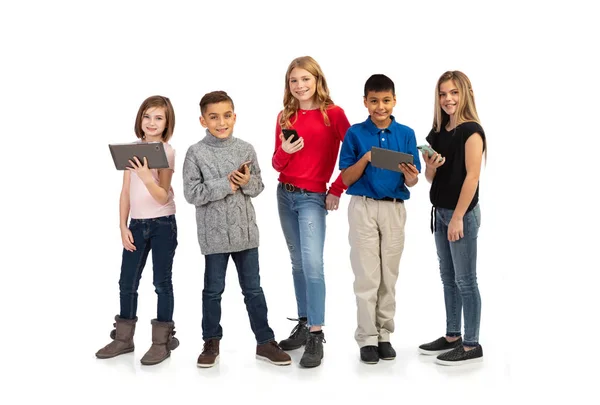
[
  {"left": 434, "top": 204, "right": 481, "bottom": 346},
  {"left": 277, "top": 184, "right": 327, "bottom": 327}
]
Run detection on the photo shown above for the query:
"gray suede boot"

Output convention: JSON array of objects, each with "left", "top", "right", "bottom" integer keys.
[
  {"left": 95, "top": 315, "right": 137, "bottom": 359},
  {"left": 140, "top": 319, "right": 179, "bottom": 366}
]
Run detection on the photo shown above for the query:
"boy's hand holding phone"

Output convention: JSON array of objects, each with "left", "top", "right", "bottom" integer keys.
[{"left": 231, "top": 160, "right": 252, "bottom": 187}]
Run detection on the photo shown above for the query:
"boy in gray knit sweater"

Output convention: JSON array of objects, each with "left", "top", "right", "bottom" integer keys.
[{"left": 183, "top": 91, "right": 291, "bottom": 368}]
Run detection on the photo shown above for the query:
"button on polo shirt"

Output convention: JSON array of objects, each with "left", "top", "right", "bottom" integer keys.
[{"left": 339, "top": 116, "right": 421, "bottom": 201}]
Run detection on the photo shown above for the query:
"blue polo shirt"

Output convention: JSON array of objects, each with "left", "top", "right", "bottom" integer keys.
[{"left": 339, "top": 116, "right": 421, "bottom": 200}]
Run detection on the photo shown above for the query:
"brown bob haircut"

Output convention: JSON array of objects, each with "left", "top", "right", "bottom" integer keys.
[{"left": 134, "top": 95, "right": 175, "bottom": 142}]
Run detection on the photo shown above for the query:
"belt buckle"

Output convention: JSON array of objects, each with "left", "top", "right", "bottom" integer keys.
[{"left": 284, "top": 183, "right": 295, "bottom": 192}]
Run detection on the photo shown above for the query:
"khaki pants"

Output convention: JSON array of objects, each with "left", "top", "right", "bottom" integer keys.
[{"left": 348, "top": 195, "right": 406, "bottom": 347}]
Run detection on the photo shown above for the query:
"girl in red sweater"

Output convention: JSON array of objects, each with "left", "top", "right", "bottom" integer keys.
[{"left": 272, "top": 56, "right": 350, "bottom": 368}]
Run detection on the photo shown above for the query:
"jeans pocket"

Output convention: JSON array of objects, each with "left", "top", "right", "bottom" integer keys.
[{"left": 472, "top": 205, "right": 481, "bottom": 228}]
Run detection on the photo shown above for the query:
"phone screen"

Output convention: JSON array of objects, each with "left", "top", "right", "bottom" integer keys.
[{"left": 282, "top": 129, "right": 299, "bottom": 143}]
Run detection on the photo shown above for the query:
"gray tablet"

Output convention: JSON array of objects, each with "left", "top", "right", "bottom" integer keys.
[
  {"left": 371, "top": 146, "right": 413, "bottom": 172},
  {"left": 109, "top": 142, "right": 170, "bottom": 170}
]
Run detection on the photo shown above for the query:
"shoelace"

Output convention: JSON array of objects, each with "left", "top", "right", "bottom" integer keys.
[
  {"left": 305, "top": 334, "right": 326, "bottom": 354},
  {"left": 286, "top": 317, "right": 307, "bottom": 339},
  {"left": 203, "top": 340, "right": 218, "bottom": 354}
]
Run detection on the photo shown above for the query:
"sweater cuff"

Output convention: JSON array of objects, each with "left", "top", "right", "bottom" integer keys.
[{"left": 327, "top": 184, "right": 343, "bottom": 198}]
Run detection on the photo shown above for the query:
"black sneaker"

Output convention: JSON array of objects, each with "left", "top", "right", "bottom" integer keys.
[
  {"left": 279, "top": 317, "right": 309, "bottom": 351},
  {"left": 360, "top": 346, "right": 379, "bottom": 364},
  {"left": 300, "top": 332, "right": 325, "bottom": 368},
  {"left": 436, "top": 344, "right": 483, "bottom": 366},
  {"left": 418, "top": 336, "right": 462, "bottom": 355},
  {"left": 378, "top": 342, "right": 396, "bottom": 360}
]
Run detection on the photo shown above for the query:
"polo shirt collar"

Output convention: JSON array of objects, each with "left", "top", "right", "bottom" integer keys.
[{"left": 365, "top": 115, "right": 397, "bottom": 134}]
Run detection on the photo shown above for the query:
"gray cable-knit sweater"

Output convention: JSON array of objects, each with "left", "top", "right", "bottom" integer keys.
[{"left": 182, "top": 130, "right": 264, "bottom": 255}]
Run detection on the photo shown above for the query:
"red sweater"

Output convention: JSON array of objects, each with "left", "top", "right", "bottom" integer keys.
[{"left": 272, "top": 105, "right": 350, "bottom": 197}]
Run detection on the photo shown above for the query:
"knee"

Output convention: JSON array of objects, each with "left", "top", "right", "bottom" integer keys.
[
  {"left": 455, "top": 275, "right": 479, "bottom": 292},
  {"left": 119, "top": 277, "right": 135, "bottom": 292},
  {"left": 154, "top": 279, "right": 173, "bottom": 295},
  {"left": 242, "top": 286, "right": 264, "bottom": 299},
  {"left": 305, "top": 265, "right": 324, "bottom": 283},
  {"left": 203, "top": 278, "right": 225, "bottom": 298}
]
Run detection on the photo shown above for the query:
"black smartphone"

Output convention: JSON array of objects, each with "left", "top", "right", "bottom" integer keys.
[{"left": 282, "top": 129, "right": 299, "bottom": 143}]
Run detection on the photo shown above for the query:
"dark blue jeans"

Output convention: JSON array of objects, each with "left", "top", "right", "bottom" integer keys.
[
  {"left": 202, "top": 247, "right": 275, "bottom": 344},
  {"left": 119, "top": 215, "right": 177, "bottom": 322}
]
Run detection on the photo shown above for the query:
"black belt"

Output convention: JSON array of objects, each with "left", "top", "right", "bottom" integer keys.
[
  {"left": 366, "top": 196, "right": 404, "bottom": 203},
  {"left": 280, "top": 183, "right": 312, "bottom": 193}
]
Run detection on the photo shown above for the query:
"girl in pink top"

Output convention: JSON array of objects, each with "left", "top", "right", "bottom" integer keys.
[{"left": 96, "top": 96, "right": 179, "bottom": 366}]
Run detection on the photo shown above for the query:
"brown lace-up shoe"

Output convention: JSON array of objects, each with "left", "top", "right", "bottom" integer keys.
[
  {"left": 256, "top": 341, "right": 292, "bottom": 365},
  {"left": 197, "top": 339, "right": 220, "bottom": 368}
]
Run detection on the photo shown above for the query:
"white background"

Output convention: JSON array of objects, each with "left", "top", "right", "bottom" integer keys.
[{"left": 2, "top": 0, "right": 598, "bottom": 403}]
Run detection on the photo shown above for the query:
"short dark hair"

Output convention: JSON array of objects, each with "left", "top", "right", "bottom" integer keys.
[
  {"left": 364, "top": 74, "right": 395, "bottom": 97},
  {"left": 199, "top": 91, "right": 235, "bottom": 115}
]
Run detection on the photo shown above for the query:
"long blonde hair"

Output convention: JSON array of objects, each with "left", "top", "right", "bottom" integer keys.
[
  {"left": 280, "top": 56, "right": 334, "bottom": 129},
  {"left": 433, "top": 71, "right": 486, "bottom": 159},
  {"left": 433, "top": 71, "right": 480, "bottom": 133}
]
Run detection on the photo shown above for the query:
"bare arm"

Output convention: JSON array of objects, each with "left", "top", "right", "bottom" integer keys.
[
  {"left": 119, "top": 171, "right": 131, "bottom": 230},
  {"left": 341, "top": 151, "right": 371, "bottom": 187},
  {"left": 143, "top": 168, "right": 173, "bottom": 205},
  {"left": 451, "top": 133, "right": 484, "bottom": 220},
  {"left": 423, "top": 150, "right": 446, "bottom": 183},
  {"left": 119, "top": 171, "right": 136, "bottom": 252}
]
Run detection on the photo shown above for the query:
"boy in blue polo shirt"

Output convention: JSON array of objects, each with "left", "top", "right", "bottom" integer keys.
[{"left": 340, "top": 74, "right": 421, "bottom": 364}]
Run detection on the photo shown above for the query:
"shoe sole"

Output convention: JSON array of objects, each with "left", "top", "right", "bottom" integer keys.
[
  {"left": 418, "top": 347, "right": 457, "bottom": 356},
  {"left": 360, "top": 359, "right": 379, "bottom": 364},
  {"left": 95, "top": 347, "right": 134, "bottom": 359},
  {"left": 435, "top": 357, "right": 483, "bottom": 366},
  {"left": 279, "top": 343, "right": 305, "bottom": 351},
  {"left": 255, "top": 355, "right": 292, "bottom": 366},
  {"left": 300, "top": 355, "right": 323, "bottom": 368},
  {"left": 379, "top": 356, "right": 395, "bottom": 360},
  {"left": 140, "top": 353, "right": 170, "bottom": 366},
  {"left": 197, "top": 355, "right": 219, "bottom": 368}
]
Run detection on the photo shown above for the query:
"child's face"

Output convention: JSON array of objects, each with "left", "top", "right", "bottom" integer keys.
[
  {"left": 364, "top": 90, "right": 396, "bottom": 128},
  {"left": 141, "top": 106, "right": 167, "bottom": 141},
  {"left": 289, "top": 68, "right": 316, "bottom": 105},
  {"left": 439, "top": 80, "right": 459, "bottom": 116},
  {"left": 200, "top": 101, "right": 236, "bottom": 139}
]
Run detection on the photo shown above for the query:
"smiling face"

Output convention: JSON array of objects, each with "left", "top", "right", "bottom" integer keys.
[
  {"left": 200, "top": 101, "right": 236, "bottom": 139},
  {"left": 439, "top": 80, "right": 460, "bottom": 117},
  {"left": 288, "top": 67, "right": 317, "bottom": 109},
  {"left": 364, "top": 90, "right": 396, "bottom": 128},
  {"left": 141, "top": 106, "right": 167, "bottom": 141}
]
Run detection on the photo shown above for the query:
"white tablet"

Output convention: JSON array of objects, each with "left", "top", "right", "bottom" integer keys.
[
  {"left": 371, "top": 146, "right": 413, "bottom": 172},
  {"left": 109, "top": 142, "right": 170, "bottom": 170}
]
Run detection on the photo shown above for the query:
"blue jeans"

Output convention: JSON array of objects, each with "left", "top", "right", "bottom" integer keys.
[
  {"left": 277, "top": 184, "right": 327, "bottom": 327},
  {"left": 119, "top": 215, "right": 177, "bottom": 322},
  {"left": 202, "top": 248, "right": 275, "bottom": 344},
  {"left": 434, "top": 205, "right": 481, "bottom": 346}
]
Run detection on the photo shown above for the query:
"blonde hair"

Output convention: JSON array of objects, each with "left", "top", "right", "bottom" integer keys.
[
  {"left": 280, "top": 56, "right": 334, "bottom": 129},
  {"left": 433, "top": 71, "right": 486, "bottom": 159},
  {"left": 134, "top": 95, "right": 175, "bottom": 142},
  {"left": 433, "top": 71, "right": 480, "bottom": 133}
]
